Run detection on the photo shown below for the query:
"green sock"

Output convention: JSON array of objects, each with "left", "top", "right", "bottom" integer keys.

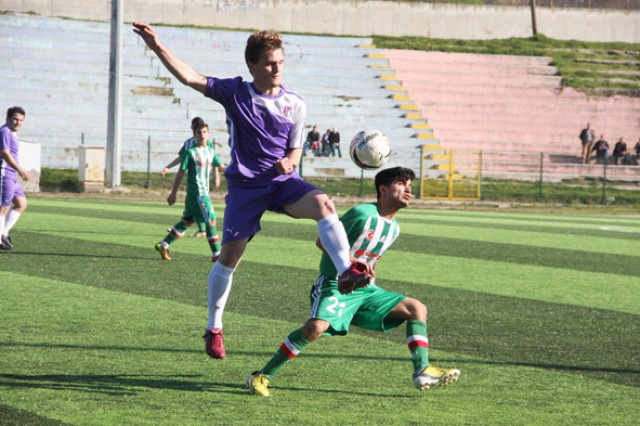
[
  {"left": 198, "top": 222, "right": 206, "bottom": 232},
  {"left": 163, "top": 221, "right": 188, "bottom": 245},
  {"left": 260, "top": 328, "right": 309, "bottom": 378},
  {"left": 205, "top": 224, "right": 220, "bottom": 254},
  {"left": 406, "top": 320, "right": 429, "bottom": 373}
]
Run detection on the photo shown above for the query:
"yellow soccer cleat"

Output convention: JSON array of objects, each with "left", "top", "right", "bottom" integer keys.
[
  {"left": 413, "top": 363, "right": 461, "bottom": 391},
  {"left": 154, "top": 242, "right": 171, "bottom": 260},
  {"left": 246, "top": 372, "right": 271, "bottom": 397}
]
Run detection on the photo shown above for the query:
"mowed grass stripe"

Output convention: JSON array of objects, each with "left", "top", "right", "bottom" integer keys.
[
  {"left": 400, "top": 208, "right": 640, "bottom": 227},
  {"left": 1, "top": 233, "right": 638, "bottom": 389},
  {"left": 27, "top": 200, "right": 640, "bottom": 252},
  {"left": 1, "top": 275, "right": 639, "bottom": 425},
  {"left": 32, "top": 198, "right": 640, "bottom": 237},
  {"left": 25, "top": 203, "right": 640, "bottom": 265},
  {"left": 400, "top": 218, "right": 640, "bottom": 243},
  {"left": 11, "top": 213, "right": 640, "bottom": 313},
  {"left": 397, "top": 222, "right": 640, "bottom": 256}
]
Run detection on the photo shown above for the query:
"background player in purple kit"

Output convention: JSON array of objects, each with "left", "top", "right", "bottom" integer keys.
[
  {"left": 133, "top": 23, "right": 370, "bottom": 359},
  {"left": 0, "top": 106, "right": 29, "bottom": 251}
]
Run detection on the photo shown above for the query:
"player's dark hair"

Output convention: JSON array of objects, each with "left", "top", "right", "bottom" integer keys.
[
  {"left": 245, "top": 31, "right": 284, "bottom": 65},
  {"left": 6, "top": 106, "right": 25, "bottom": 120},
  {"left": 191, "top": 116, "right": 204, "bottom": 132},
  {"left": 375, "top": 167, "right": 416, "bottom": 199},
  {"left": 194, "top": 121, "right": 209, "bottom": 132}
]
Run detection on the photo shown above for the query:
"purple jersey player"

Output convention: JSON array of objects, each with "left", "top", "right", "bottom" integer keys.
[
  {"left": 133, "top": 23, "right": 371, "bottom": 360},
  {"left": 0, "top": 106, "right": 29, "bottom": 251}
]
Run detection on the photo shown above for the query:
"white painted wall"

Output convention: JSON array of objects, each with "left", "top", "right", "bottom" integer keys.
[
  {"left": 18, "top": 139, "right": 41, "bottom": 192},
  {"left": 1, "top": 0, "right": 639, "bottom": 43}
]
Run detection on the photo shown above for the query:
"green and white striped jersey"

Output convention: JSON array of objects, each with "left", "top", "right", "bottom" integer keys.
[
  {"left": 181, "top": 145, "right": 223, "bottom": 197},
  {"left": 319, "top": 203, "right": 400, "bottom": 278},
  {"left": 178, "top": 137, "right": 215, "bottom": 157}
]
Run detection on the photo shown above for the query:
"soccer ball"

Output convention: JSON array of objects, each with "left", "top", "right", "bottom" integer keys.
[{"left": 349, "top": 130, "right": 392, "bottom": 170}]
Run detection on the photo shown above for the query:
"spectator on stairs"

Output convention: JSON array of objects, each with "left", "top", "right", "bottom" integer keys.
[
  {"left": 579, "top": 123, "right": 596, "bottom": 164},
  {"left": 590, "top": 135, "right": 609, "bottom": 165},
  {"left": 612, "top": 137, "right": 630, "bottom": 165}
]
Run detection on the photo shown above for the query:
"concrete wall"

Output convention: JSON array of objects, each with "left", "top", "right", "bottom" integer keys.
[
  {"left": 1, "top": 0, "right": 639, "bottom": 43},
  {"left": 19, "top": 140, "right": 41, "bottom": 192}
]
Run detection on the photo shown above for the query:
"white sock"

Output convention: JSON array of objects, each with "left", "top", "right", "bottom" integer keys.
[
  {"left": 207, "top": 262, "right": 235, "bottom": 330},
  {"left": 0, "top": 216, "right": 5, "bottom": 237},
  {"left": 317, "top": 214, "right": 351, "bottom": 275},
  {"left": 4, "top": 209, "right": 21, "bottom": 235}
]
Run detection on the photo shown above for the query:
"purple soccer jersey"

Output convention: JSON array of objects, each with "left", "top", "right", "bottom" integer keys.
[
  {"left": 0, "top": 124, "right": 19, "bottom": 180},
  {"left": 0, "top": 124, "right": 24, "bottom": 207},
  {"left": 205, "top": 76, "right": 307, "bottom": 185},
  {"left": 204, "top": 76, "right": 322, "bottom": 243}
]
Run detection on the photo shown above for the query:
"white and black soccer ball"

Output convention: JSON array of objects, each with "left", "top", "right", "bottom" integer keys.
[{"left": 349, "top": 130, "right": 392, "bottom": 170}]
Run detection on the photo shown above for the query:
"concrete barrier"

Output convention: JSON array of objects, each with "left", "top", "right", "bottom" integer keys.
[{"left": 0, "top": 0, "right": 638, "bottom": 43}]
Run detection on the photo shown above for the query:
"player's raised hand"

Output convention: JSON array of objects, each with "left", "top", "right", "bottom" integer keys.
[{"left": 132, "top": 22, "right": 160, "bottom": 50}]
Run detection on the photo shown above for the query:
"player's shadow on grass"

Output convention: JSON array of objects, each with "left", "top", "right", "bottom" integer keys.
[
  {"left": 444, "top": 356, "right": 640, "bottom": 375},
  {"left": 9, "top": 342, "right": 639, "bottom": 377},
  {"left": 1, "top": 251, "right": 154, "bottom": 261},
  {"left": 27, "top": 228, "right": 157, "bottom": 237},
  {"left": 0, "top": 373, "right": 248, "bottom": 396},
  {"left": 0, "top": 372, "right": 414, "bottom": 398},
  {"left": 3, "top": 341, "right": 407, "bottom": 362}
]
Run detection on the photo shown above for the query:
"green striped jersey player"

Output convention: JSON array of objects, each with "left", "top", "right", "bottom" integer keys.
[
  {"left": 247, "top": 166, "right": 461, "bottom": 396},
  {"left": 155, "top": 121, "right": 224, "bottom": 262},
  {"left": 318, "top": 202, "right": 400, "bottom": 281},
  {"left": 161, "top": 116, "right": 224, "bottom": 237}
]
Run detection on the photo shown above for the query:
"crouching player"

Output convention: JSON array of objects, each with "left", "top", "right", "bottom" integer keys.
[{"left": 247, "top": 167, "right": 460, "bottom": 396}]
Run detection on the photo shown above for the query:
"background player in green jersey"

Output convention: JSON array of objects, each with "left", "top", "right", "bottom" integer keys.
[
  {"left": 161, "top": 117, "right": 224, "bottom": 238},
  {"left": 155, "top": 121, "right": 224, "bottom": 262},
  {"left": 247, "top": 167, "right": 460, "bottom": 396}
]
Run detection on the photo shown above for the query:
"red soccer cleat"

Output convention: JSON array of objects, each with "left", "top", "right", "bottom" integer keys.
[{"left": 203, "top": 328, "right": 226, "bottom": 359}]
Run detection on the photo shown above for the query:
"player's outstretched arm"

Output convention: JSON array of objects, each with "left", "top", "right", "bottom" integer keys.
[
  {"left": 132, "top": 22, "right": 207, "bottom": 94},
  {"left": 161, "top": 156, "right": 182, "bottom": 177}
]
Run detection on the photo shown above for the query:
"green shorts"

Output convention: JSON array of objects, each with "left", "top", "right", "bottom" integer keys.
[
  {"left": 308, "top": 275, "right": 407, "bottom": 336},
  {"left": 183, "top": 193, "right": 215, "bottom": 225}
]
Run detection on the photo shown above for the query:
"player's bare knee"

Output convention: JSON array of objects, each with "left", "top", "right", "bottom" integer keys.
[
  {"left": 317, "top": 194, "right": 337, "bottom": 217},
  {"left": 302, "top": 319, "right": 328, "bottom": 342},
  {"left": 406, "top": 298, "right": 427, "bottom": 321}
]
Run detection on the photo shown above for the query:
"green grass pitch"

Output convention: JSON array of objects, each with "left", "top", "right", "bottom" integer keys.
[{"left": 0, "top": 197, "right": 639, "bottom": 425}]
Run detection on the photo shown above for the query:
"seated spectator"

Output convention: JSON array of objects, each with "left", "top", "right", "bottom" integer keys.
[
  {"left": 321, "top": 128, "right": 331, "bottom": 157},
  {"left": 303, "top": 125, "right": 320, "bottom": 157},
  {"left": 310, "top": 139, "right": 320, "bottom": 156},
  {"left": 612, "top": 137, "right": 629, "bottom": 165},
  {"left": 590, "top": 136, "right": 610, "bottom": 164}
]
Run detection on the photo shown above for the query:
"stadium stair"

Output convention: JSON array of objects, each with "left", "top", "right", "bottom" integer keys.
[
  {"left": 1, "top": 13, "right": 638, "bottom": 182},
  {"left": 383, "top": 49, "right": 640, "bottom": 182},
  {"left": 0, "top": 13, "right": 425, "bottom": 176}
]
